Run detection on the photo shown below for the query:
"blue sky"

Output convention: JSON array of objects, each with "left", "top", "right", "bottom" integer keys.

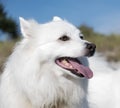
[{"left": 3, "top": 0, "right": 120, "bottom": 34}]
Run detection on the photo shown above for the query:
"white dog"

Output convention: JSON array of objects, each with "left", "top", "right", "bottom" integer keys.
[{"left": 0, "top": 16, "right": 96, "bottom": 108}]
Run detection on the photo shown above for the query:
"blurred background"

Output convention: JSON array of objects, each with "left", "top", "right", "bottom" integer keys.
[{"left": 0, "top": 0, "right": 120, "bottom": 72}]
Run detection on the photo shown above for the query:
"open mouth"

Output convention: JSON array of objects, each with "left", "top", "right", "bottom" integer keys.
[{"left": 55, "top": 57, "right": 93, "bottom": 79}]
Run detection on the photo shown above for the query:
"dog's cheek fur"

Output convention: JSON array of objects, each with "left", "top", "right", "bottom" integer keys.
[{"left": 36, "top": 41, "right": 87, "bottom": 60}]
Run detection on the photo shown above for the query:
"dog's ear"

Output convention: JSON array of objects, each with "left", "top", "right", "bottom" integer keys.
[
  {"left": 53, "top": 16, "right": 63, "bottom": 21},
  {"left": 19, "top": 17, "right": 33, "bottom": 38}
]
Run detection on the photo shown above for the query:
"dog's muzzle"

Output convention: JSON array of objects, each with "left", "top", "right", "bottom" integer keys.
[{"left": 85, "top": 43, "right": 96, "bottom": 57}]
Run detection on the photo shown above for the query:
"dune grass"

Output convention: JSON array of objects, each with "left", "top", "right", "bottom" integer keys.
[
  {"left": 85, "top": 34, "right": 120, "bottom": 62},
  {"left": 0, "top": 40, "right": 16, "bottom": 72}
]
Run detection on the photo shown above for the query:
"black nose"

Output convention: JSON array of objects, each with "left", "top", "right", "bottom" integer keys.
[
  {"left": 85, "top": 43, "right": 96, "bottom": 56},
  {"left": 86, "top": 43, "right": 96, "bottom": 51}
]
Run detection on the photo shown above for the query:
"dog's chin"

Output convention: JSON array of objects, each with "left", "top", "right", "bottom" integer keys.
[{"left": 55, "top": 56, "right": 93, "bottom": 79}]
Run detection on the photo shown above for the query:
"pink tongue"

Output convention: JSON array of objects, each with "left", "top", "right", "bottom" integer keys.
[{"left": 69, "top": 60, "right": 93, "bottom": 79}]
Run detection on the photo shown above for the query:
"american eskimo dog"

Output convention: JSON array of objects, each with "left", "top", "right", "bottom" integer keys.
[{"left": 0, "top": 16, "right": 96, "bottom": 108}]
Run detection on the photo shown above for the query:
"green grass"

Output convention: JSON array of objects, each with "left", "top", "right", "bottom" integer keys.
[
  {"left": 85, "top": 34, "right": 120, "bottom": 62},
  {"left": 0, "top": 40, "right": 16, "bottom": 72}
]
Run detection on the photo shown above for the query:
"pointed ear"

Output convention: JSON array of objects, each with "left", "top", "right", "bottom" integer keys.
[
  {"left": 53, "top": 16, "right": 63, "bottom": 21},
  {"left": 19, "top": 17, "right": 32, "bottom": 38}
]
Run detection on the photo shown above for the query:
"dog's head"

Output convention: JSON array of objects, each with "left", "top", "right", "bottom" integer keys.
[{"left": 19, "top": 16, "right": 96, "bottom": 79}]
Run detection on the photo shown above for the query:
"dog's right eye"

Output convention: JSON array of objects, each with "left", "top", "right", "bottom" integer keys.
[{"left": 59, "top": 35, "right": 70, "bottom": 41}]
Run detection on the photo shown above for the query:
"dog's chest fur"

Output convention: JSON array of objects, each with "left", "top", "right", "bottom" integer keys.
[{"left": 30, "top": 76, "right": 88, "bottom": 108}]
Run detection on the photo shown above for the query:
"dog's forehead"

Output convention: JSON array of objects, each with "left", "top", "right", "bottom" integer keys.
[
  {"left": 34, "top": 20, "right": 82, "bottom": 44},
  {"left": 52, "top": 21, "right": 79, "bottom": 31},
  {"left": 42, "top": 21, "right": 81, "bottom": 37}
]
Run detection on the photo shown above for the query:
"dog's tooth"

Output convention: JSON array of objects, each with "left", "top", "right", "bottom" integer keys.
[
  {"left": 62, "top": 59, "right": 68, "bottom": 64},
  {"left": 65, "top": 62, "right": 69, "bottom": 66},
  {"left": 62, "top": 60, "right": 70, "bottom": 67}
]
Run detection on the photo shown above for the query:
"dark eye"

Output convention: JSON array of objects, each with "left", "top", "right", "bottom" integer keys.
[
  {"left": 59, "top": 35, "right": 70, "bottom": 41},
  {"left": 80, "top": 35, "right": 84, "bottom": 40}
]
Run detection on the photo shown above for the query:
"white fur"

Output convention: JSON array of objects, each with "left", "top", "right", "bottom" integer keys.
[
  {"left": 0, "top": 17, "right": 91, "bottom": 108},
  {"left": 88, "top": 54, "right": 120, "bottom": 108}
]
